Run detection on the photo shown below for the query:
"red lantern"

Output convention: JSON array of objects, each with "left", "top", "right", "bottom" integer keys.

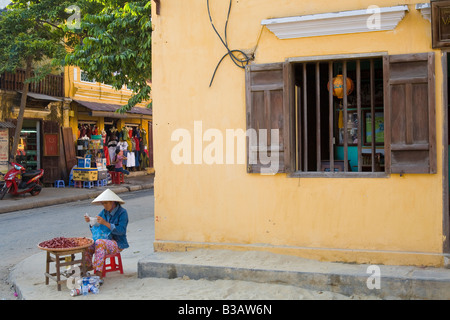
[{"left": 327, "top": 75, "right": 354, "bottom": 99}]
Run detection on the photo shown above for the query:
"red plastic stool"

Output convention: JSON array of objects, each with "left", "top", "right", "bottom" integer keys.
[
  {"left": 102, "top": 252, "right": 124, "bottom": 277},
  {"left": 109, "top": 171, "right": 124, "bottom": 184},
  {"left": 74, "top": 181, "right": 83, "bottom": 188}
]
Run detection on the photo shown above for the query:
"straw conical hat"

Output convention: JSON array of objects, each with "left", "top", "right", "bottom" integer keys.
[{"left": 91, "top": 189, "right": 125, "bottom": 205}]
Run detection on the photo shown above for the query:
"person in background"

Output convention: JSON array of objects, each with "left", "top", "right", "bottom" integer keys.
[{"left": 113, "top": 149, "right": 130, "bottom": 176}]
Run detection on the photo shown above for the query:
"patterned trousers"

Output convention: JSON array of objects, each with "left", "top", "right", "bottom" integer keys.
[{"left": 85, "top": 239, "right": 120, "bottom": 273}]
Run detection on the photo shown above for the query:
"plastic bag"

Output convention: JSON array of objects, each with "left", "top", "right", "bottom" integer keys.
[{"left": 90, "top": 223, "right": 112, "bottom": 242}]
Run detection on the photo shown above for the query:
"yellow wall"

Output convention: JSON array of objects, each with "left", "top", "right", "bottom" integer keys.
[{"left": 152, "top": 0, "right": 447, "bottom": 266}]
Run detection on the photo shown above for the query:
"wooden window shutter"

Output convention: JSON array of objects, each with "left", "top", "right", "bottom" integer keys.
[
  {"left": 245, "top": 62, "right": 295, "bottom": 174},
  {"left": 383, "top": 52, "right": 436, "bottom": 174}
]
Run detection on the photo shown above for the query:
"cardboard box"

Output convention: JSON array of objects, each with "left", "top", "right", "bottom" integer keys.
[
  {"left": 98, "top": 169, "right": 108, "bottom": 180},
  {"left": 77, "top": 158, "right": 91, "bottom": 168}
]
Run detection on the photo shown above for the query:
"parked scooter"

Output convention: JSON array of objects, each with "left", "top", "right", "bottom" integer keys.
[{"left": 0, "top": 161, "right": 44, "bottom": 200}]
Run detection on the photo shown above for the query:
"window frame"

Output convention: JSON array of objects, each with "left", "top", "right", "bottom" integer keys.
[
  {"left": 245, "top": 51, "right": 436, "bottom": 178},
  {"left": 287, "top": 52, "right": 389, "bottom": 178}
]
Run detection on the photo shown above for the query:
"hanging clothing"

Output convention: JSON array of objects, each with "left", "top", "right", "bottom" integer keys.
[
  {"left": 126, "top": 151, "right": 135, "bottom": 167},
  {"left": 139, "top": 152, "right": 149, "bottom": 170},
  {"left": 103, "top": 145, "right": 110, "bottom": 166},
  {"left": 135, "top": 151, "right": 140, "bottom": 168},
  {"left": 142, "top": 129, "right": 148, "bottom": 146},
  {"left": 134, "top": 136, "right": 140, "bottom": 152}
]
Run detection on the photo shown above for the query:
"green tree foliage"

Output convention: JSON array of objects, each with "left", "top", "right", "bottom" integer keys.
[
  {"left": 0, "top": 0, "right": 152, "bottom": 158},
  {"left": 10, "top": 0, "right": 153, "bottom": 112},
  {"left": 65, "top": 0, "right": 152, "bottom": 113},
  {"left": 0, "top": 1, "right": 67, "bottom": 160}
]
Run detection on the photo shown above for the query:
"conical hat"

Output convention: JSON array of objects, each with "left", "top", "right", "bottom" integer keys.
[{"left": 91, "top": 189, "right": 125, "bottom": 205}]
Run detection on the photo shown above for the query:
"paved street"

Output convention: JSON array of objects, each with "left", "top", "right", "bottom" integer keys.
[{"left": 0, "top": 189, "right": 153, "bottom": 300}]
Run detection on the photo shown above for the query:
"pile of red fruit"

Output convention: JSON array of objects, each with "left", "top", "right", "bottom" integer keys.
[{"left": 38, "top": 237, "right": 78, "bottom": 249}]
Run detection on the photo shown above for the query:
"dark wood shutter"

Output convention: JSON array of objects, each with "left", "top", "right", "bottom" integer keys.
[
  {"left": 42, "top": 120, "right": 63, "bottom": 183},
  {"left": 383, "top": 53, "right": 436, "bottom": 174},
  {"left": 62, "top": 127, "right": 77, "bottom": 175},
  {"left": 245, "top": 62, "right": 294, "bottom": 174}
]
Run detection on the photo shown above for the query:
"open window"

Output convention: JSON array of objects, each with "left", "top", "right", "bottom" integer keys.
[{"left": 245, "top": 53, "right": 436, "bottom": 176}]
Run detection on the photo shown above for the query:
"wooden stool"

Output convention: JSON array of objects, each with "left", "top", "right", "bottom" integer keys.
[
  {"left": 102, "top": 252, "right": 124, "bottom": 277},
  {"left": 44, "top": 248, "right": 88, "bottom": 291}
]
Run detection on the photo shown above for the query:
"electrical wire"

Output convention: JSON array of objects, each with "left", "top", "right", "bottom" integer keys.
[{"left": 207, "top": 0, "right": 253, "bottom": 87}]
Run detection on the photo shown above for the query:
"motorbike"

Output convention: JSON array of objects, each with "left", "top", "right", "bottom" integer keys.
[{"left": 0, "top": 161, "right": 44, "bottom": 200}]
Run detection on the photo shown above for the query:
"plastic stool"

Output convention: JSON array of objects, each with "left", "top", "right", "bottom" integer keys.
[
  {"left": 109, "top": 171, "right": 124, "bottom": 184},
  {"left": 68, "top": 180, "right": 75, "bottom": 187},
  {"left": 102, "top": 179, "right": 107, "bottom": 186},
  {"left": 83, "top": 181, "right": 94, "bottom": 189},
  {"left": 102, "top": 252, "right": 123, "bottom": 277},
  {"left": 95, "top": 180, "right": 103, "bottom": 187},
  {"left": 74, "top": 181, "right": 83, "bottom": 188},
  {"left": 54, "top": 180, "right": 65, "bottom": 188}
]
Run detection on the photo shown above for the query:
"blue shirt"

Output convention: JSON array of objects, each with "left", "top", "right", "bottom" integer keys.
[{"left": 98, "top": 204, "right": 129, "bottom": 250}]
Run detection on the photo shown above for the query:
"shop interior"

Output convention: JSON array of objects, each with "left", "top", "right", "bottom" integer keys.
[
  {"left": 17, "top": 119, "right": 41, "bottom": 171},
  {"left": 294, "top": 58, "right": 385, "bottom": 172},
  {"left": 77, "top": 119, "right": 150, "bottom": 172}
]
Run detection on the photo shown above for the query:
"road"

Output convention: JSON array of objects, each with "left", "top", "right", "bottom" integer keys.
[
  {"left": 2, "top": 188, "right": 380, "bottom": 301},
  {"left": 0, "top": 188, "right": 153, "bottom": 300}
]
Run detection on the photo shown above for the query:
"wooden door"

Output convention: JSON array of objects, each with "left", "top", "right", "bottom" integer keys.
[{"left": 41, "top": 120, "right": 62, "bottom": 184}]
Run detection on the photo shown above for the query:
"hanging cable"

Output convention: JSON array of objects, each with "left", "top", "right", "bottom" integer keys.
[{"left": 207, "top": 0, "right": 253, "bottom": 87}]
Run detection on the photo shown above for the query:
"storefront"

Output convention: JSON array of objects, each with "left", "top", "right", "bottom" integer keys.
[
  {"left": 0, "top": 89, "right": 69, "bottom": 184},
  {"left": 69, "top": 99, "right": 153, "bottom": 174}
]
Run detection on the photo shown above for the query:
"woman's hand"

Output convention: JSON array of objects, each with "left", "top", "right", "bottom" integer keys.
[
  {"left": 96, "top": 216, "right": 111, "bottom": 229},
  {"left": 84, "top": 215, "right": 90, "bottom": 223},
  {"left": 96, "top": 215, "right": 106, "bottom": 225}
]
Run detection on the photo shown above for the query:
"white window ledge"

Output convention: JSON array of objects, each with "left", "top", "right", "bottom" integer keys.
[
  {"left": 416, "top": 3, "right": 431, "bottom": 22},
  {"left": 261, "top": 5, "right": 409, "bottom": 39}
]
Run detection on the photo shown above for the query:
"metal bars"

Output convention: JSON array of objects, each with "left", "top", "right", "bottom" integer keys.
[{"left": 295, "top": 58, "right": 382, "bottom": 173}]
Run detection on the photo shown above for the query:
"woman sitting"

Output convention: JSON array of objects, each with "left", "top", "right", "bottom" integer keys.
[{"left": 84, "top": 189, "right": 129, "bottom": 278}]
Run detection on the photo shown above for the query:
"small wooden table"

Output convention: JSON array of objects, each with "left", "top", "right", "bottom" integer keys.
[
  {"left": 38, "top": 238, "right": 93, "bottom": 291},
  {"left": 44, "top": 248, "right": 88, "bottom": 291}
]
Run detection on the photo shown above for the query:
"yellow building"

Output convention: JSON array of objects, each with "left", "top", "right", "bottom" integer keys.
[
  {"left": 0, "top": 65, "right": 153, "bottom": 183},
  {"left": 64, "top": 66, "right": 153, "bottom": 171},
  {"left": 152, "top": 0, "right": 450, "bottom": 267}
]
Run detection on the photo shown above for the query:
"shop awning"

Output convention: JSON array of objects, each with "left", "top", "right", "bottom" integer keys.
[
  {"left": 17, "top": 91, "right": 62, "bottom": 102},
  {"left": 74, "top": 100, "right": 152, "bottom": 119}
]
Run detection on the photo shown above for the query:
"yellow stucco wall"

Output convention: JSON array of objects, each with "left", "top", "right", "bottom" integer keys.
[{"left": 152, "top": 0, "right": 447, "bottom": 266}]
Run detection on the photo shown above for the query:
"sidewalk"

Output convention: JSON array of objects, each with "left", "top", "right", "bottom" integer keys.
[
  {"left": 0, "top": 171, "right": 154, "bottom": 214},
  {"left": 5, "top": 172, "right": 450, "bottom": 300}
]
